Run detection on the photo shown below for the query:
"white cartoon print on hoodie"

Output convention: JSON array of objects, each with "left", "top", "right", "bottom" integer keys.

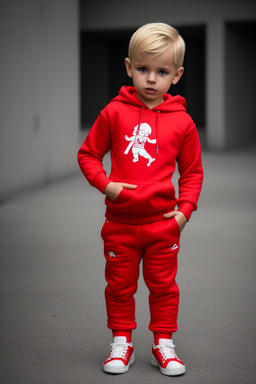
[{"left": 124, "top": 123, "right": 156, "bottom": 167}]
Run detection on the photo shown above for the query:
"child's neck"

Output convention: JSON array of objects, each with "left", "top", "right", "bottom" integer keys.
[{"left": 136, "top": 94, "right": 164, "bottom": 109}]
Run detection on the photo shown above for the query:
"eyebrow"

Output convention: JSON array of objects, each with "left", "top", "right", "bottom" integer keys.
[{"left": 135, "top": 63, "right": 171, "bottom": 70}]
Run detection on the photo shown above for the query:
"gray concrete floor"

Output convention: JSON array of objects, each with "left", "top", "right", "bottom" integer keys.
[{"left": 1, "top": 147, "right": 256, "bottom": 384}]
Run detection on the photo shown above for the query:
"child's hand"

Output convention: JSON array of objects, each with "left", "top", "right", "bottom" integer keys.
[
  {"left": 104, "top": 182, "right": 137, "bottom": 201},
  {"left": 163, "top": 210, "right": 187, "bottom": 232}
]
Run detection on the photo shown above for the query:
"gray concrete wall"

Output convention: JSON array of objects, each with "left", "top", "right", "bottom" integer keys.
[{"left": 0, "top": 0, "right": 79, "bottom": 199}]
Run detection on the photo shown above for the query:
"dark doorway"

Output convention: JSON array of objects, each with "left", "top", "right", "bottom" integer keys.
[
  {"left": 225, "top": 21, "right": 256, "bottom": 147},
  {"left": 80, "top": 25, "right": 206, "bottom": 129}
]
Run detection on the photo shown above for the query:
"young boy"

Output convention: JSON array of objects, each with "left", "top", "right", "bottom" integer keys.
[{"left": 78, "top": 23, "right": 203, "bottom": 376}]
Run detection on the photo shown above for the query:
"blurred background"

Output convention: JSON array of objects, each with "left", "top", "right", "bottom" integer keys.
[
  {"left": 0, "top": 1, "right": 256, "bottom": 383},
  {"left": 0, "top": 0, "right": 255, "bottom": 200}
]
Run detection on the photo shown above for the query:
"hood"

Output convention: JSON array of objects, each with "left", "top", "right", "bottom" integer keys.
[{"left": 110, "top": 86, "right": 187, "bottom": 112}]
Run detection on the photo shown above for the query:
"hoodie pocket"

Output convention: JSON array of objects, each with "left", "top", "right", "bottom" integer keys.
[
  {"left": 172, "top": 217, "right": 181, "bottom": 235},
  {"left": 105, "top": 181, "right": 177, "bottom": 216}
]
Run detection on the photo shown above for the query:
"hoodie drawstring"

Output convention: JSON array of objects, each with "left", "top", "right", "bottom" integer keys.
[
  {"left": 156, "top": 111, "right": 159, "bottom": 155},
  {"left": 138, "top": 107, "right": 144, "bottom": 130},
  {"left": 136, "top": 107, "right": 159, "bottom": 155}
]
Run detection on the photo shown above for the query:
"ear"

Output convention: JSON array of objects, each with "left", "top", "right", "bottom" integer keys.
[
  {"left": 172, "top": 67, "right": 184, "bottom": 85},
  {"left": 125, "top": 58, "right": 133, "bottom": 78}
]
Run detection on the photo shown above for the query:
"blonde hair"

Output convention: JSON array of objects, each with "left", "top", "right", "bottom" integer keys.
[{"left": 128, "top": 23, "right": 185, "bottom": 68}]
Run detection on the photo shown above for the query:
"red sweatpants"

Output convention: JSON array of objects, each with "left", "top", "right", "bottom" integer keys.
[{"left": 101, "top": 218, "right": 181, "bottom": 334}]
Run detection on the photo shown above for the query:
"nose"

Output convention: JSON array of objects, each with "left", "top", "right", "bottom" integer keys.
[{"left": 147, "top": 71, "right": 156, "bottom": 83}]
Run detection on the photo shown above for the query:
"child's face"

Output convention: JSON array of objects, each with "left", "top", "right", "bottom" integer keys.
[{"left": 125, "top": 48, "right": 184, "bottom": 109}]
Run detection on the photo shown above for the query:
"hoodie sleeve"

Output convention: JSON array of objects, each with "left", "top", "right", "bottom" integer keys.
[
  {"left": 77, "top": 112, "right": 111, "bottom": 194},
  {"left": 176, "top": 121, "right": 203, "bottom": 221}
]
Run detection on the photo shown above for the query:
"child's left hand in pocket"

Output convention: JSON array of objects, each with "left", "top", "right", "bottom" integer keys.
[{"left": 163, "top": 210, "right": 188, "bottom": 232}]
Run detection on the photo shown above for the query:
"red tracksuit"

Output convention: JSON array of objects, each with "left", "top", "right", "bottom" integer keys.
[{"left": 78, "top": 86, "right": 203, "bottom": 334}]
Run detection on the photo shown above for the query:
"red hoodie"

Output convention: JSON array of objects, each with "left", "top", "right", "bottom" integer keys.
[{"left": 78, "top": 86, "right": 203, "bottom": 224}]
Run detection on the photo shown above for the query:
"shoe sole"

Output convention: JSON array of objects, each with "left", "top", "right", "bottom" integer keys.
[
  {"left": 103, "top": 353, "right": 135, "bottom": 374},
  {"left": 150, "top": 354, "right": 186, "bottom": 376}
]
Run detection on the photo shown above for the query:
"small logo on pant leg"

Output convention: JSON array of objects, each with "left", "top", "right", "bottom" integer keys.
[
  {"left": 171, "top": 244, "right": 179, "bottom": 251},
  {"left": 108, "top": 251, "right": 116, "bottom": 258}
]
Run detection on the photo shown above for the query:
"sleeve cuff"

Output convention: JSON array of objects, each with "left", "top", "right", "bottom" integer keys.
[
  {"left": 91, "top": 172, "right": 111, "bottom": 194},
  {"left": 177, "top": 202, "right": 196, "bottom": 221}
]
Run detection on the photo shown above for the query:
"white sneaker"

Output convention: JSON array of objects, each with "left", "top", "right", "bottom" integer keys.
[
  {"left": 151, "top": 339, "right": 185, "bottom": 376},
  {"left": 103, "top": 336, "right": 135, "bottom": 374}
]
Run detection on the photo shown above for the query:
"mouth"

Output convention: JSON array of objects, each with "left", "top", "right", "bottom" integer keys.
[{"left": 145, "top": 88, "right": 157, "bottom": 94}]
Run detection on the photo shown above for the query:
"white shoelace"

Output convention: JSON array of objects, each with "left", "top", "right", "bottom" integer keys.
[
  {"left": 156, "top": 340, "right": 177, "bottom": 360},
  {"left": 109, "top": 342, "right": 130, "bottom": 359}
]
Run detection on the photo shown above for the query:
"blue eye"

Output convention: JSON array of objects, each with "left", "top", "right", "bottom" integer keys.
[
  {"left": 138, "top": 67, "right": 147, "bottom": 73},
  {"left": 159, "top": 70, "right": 168, "bottom": 76}
]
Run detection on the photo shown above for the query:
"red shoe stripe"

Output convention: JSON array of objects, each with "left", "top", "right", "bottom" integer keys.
[
  {"left": 166, "top": 358, "right": 184, "bottom": 365},
  {"left": 104, "top": 346, "right": 134, "bottom": 366},
  {"left": 152, "top": 349, "right": 184, "bottom": 369}
]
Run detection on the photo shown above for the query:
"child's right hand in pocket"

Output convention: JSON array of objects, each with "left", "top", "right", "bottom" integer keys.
[{"left": 104, "top": 182, "right": 137, "bottom": 201}]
